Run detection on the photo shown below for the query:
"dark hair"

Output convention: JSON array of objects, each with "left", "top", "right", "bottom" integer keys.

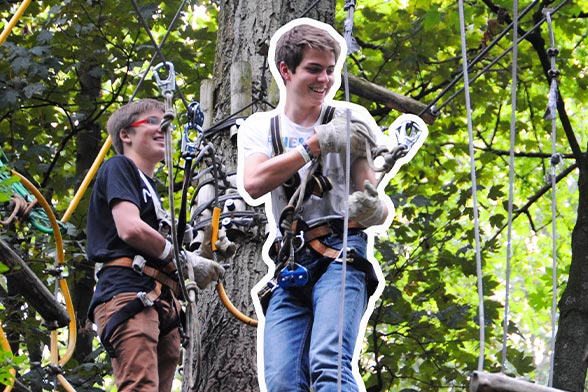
[
  {"left": 275, "top": 24, "right": 341, "bottom": 74},
  {"left": 106, "top": 98, "right": 165, "bottom": 154}
]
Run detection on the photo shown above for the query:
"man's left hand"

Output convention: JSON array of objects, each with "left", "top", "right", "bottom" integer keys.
[{"left": 349, "top": 180, "right": 387, "bottom": 227}]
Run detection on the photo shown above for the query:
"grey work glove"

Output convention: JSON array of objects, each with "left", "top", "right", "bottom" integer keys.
[
  {"left": 182, "top": 250, "right": 225, "bottom": 289},
  {"left": 315, "top": 113, "right": 375, "bottom": 158},
  {"left": 349, "top": 119, "right": 376, "bottom": 159},
  {"left": 349, "top": 180, "right": 387, "bottom": 227},
  {"left": 198, "top": 225, "right": 237, "bottom": 261}
]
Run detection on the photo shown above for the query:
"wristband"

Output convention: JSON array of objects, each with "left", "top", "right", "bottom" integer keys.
[
  {"left": 158, "top": 240, "right": 174, "bottom": 262},
  {"left": 296, "top": 142, "right": 314, "bottom": 163}
]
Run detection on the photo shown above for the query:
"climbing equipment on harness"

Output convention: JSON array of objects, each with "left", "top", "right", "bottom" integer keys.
[
  {"left": 270, "top": 106, "right": 337, "bottom": 290},
  {"left": 97, "top": 255, "right": 182, "bottom": 357},
  {"left": 270, "top": 105, "right": 335, "bottom": 201}
]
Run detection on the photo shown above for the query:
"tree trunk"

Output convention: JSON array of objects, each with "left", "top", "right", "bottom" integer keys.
[
  {"left": 70, "top": 57, "right": 103, "bottom": 364},
  {"left": 553, "top": 160, "right": 588, "bottom": 391},
  {"left": 192, "top": 1, "right": 334, "bottom": 391}
]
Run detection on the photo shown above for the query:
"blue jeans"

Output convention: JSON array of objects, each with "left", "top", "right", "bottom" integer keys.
[{"left": 264, "top": 233, "right": 369, "bottom": 392}]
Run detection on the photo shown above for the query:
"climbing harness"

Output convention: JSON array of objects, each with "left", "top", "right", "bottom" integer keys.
[{"left": 256, "top": 106, "right": 339, "bottom": 307}]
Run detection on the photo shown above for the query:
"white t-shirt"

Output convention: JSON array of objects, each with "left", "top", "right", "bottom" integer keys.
[{"left": 238, "top": 102, "right": 383, "bottom": 230}]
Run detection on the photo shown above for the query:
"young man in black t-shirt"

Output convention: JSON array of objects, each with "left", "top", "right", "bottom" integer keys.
[{"left": 87, "top": 99, "right": 225, "bottom": 391}]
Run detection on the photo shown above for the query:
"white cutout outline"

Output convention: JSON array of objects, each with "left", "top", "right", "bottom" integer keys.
[{"left": 235, "top": 17, "right": 428, "bottom": 392}]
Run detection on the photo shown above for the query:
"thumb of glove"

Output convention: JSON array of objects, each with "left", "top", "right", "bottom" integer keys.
[
  {"left": 363, "top": 180, "right": 379, "bottom": 197},
  {"left": 349, "top": 180, "right": 386, "bottom": 227},
  {"left": 215, "top": 236, "right": 236, "bottom": 260}
]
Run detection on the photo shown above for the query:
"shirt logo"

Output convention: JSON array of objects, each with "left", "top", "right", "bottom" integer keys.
[
  {"left": 282, "top": 136, "right": 305, "bottom": 150},
  {"left": 143, "top": 188, "right": 151, "bottom": 204}
]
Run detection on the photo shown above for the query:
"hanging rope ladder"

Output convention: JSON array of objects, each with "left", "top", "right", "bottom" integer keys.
[{"left": 457, "top": 2, "right": 567, "bottom": 391}]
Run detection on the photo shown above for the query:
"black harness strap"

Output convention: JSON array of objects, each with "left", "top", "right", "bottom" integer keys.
[{"left": 100, "top": 297, "right": 147, "bottom": 357}]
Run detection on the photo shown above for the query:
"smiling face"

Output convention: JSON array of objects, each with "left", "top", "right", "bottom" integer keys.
[
  {"left": 119, "top": 108, "right": 166, "bottom": 165},
  {"left": 280, "top": 47, "right": 336, "bottom": 112}
]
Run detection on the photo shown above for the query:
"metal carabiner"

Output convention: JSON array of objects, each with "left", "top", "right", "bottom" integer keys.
[
  {"left": 293, "top": 231, "right": 305, "bottom": 253},
  {"left": 153, "top": 62, "right": 176, "bottom": 95}
]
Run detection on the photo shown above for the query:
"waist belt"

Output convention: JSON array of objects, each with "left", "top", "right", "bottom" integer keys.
[
  {"left": 103, "top": 257, "right": 180, "bottom": 297},
  {"left": 303, "top": 221, "right": 364, "bottom": 260}
]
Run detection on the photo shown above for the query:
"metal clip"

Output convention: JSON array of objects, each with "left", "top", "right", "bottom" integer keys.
[
  {"left": 137, "top": 291, "right": 154, "bottom": 307},
  {"left": 153, "top": 62, "right": 176, "bottom": 95},
  {"left": 293, "top": 231, "right": 305, "bottom": 253},
  {"left": 132, "top": 255, "right": 147, "bottom": 275}
]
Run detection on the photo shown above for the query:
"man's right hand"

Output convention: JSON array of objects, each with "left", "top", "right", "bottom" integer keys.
[
  {"left": 315, "top": 113, "right": 374, "bottom": 158},
  {"left": 182, "top": 250, "right": 225, "bottom": 289}
]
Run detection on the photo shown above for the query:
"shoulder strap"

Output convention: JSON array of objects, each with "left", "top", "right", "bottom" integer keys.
[
  {"left": 270, "top": 114, "right": 301, "bottom": 199},
  {"left": 322, "top": 105, "right": 335, "bottom": 124},
  {"left": 270, "top": 114, "right": 283, "bottom": 157}
]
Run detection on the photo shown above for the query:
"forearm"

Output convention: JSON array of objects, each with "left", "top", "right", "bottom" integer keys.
[
  {"left": 112, "top": 201, "right": 169, "bottom": 260},
  {"left": 244, "top": 136, "right": 320, "bottom": 199},
  {"left": 121, "top": 223, "right": 168, "bottom": 260}
]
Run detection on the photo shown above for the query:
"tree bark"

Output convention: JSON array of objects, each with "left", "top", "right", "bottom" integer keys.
[
  {"left": 553, "top": 160, "right": 588, "bottom": 391},
  {"left": 193, "top": 1, "right": 335, "bottom": 391},
  {"left": 71, "top": 56, "right": 104, "bottom": 363}
]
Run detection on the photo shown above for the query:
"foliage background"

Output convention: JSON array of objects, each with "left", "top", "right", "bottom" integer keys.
[{"left": 0, "top": 0, "right": 586, "bottom": 391}]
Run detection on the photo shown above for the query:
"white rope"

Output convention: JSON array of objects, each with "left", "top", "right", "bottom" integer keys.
[
  {"left": 501, "top": 0, "right": 519, "bottom": 370},
  {"left": 458, "top": 0, "right": 485, "bottom": 371},
  {"left": 543, "top": 8, "right": 560, "bottom": 387},
  {"left": 337, "top": 2, "right": 358, "bottom": 389}
]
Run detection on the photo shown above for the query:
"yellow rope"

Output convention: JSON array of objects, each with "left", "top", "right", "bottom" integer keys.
[
  {"left": 0, "top": 324, "right": 16, "bottom": 392},
  {"left": 0, "top": 0, "right": 32, "bottom": 46},
  {"left": 11, "top": 171, "right": 77, "bottom": 381}
]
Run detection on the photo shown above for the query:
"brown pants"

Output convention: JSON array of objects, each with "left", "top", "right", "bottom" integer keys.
[{"left": 94, "top": 292, "right": 181, "bottom": 392}]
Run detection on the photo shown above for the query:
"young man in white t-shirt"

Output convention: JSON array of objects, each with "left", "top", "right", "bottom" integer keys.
[{"left": 238, "top": 19, "right": 389, "bottom": 391}]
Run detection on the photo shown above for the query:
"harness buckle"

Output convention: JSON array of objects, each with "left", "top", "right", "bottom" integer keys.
[
  {"left": 132, "top": 255, "right": 147, "bottom": 275},
  {"left": 137, "top": 291, "right": 154, "bottom": 307}
]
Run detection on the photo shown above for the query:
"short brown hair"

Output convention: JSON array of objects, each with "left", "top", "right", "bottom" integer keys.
[
  {"left": 106, "top": 98, "right": 165, "bottom": 154},
  {"left": 275, "top": 24, "right": 341, "bottom": 74}
]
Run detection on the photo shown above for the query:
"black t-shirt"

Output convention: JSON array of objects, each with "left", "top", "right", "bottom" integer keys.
[{"left": 87, "top": 155, "right": 162, "bottom": 321}]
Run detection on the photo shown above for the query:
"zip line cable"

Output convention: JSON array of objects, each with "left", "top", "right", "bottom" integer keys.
[
  {"left": 420, "top": 0, "right": 569, "bottom": 119},
  {"left": 130, "top": 0, "right": 190, "bottom": 110},
  {"left": 501, "top": 0, "right": 519, "bottom": 371},
  {"left": 457, "top": 0, "right": 486, "bottom": 372},
  {"left": 419, "top": 0, "right": 540, "bottom": 118}
]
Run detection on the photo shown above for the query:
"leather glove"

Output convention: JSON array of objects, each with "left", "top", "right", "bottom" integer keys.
[
  {"left": 349, "top": 119, "right": 375, "bottom": 159},
  {"left": 182, "top": 250, "right": 225, "bottom": 289},
  {"left": 198, "top": 225, "right": 236, "bottom": 261},
  {"left": 315, "top": 113, "right": 375, "bottom": 158},
  {"left": 349, "top": 180, "right": 387, "bottom": 227},
  {"left": 315, "top": 114, "right": 348, "bottom": 154}
]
